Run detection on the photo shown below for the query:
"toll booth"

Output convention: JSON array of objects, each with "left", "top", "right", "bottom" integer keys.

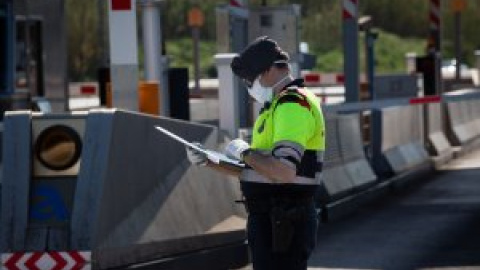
[
  {"left": 0, "top": 0, "right": 68, "bottom": 117},
  {"left": 0, "top": 0, "right": 31, "bottom": 118},
  {"left": 216, "top": 4, "right": 301, "bottom": 76},
  {"left": 248, "top": 5, "right": 301, "bottom": 76},
  {"left": 215, "top": 4, "right": 301, "bottom": 136},
  {"left": 15, "top": 16, "right": 45, "bottom": 98}
]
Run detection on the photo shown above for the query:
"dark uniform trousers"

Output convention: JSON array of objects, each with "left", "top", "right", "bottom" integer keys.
[{"left": 245, "top": 198, "right": 318, "bottom": 270}]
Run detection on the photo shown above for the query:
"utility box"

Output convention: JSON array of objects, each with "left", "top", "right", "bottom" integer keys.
[
  {"left": 416, "top": 54, "right": 440, "bottom": 95},
  {"left": 248, "top": 5, "right": 300, "bottom": 61},
  {"left": 373, "top": 74, "right": 419, "bottom": 100},
  {"left": 216, "top": 4, "right": 301, "bottom": 75},
  {"left": 248, "top": 5, "right": 301, "bottom": 75}
]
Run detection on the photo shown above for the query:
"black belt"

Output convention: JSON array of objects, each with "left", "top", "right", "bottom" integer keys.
[{"left": 243, "top": 196, "right": 314, "bottom": 214}]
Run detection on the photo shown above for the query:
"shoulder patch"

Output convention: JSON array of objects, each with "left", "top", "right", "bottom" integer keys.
[{"left": 276, "top": 88, "right": 311, "bottom": 110}]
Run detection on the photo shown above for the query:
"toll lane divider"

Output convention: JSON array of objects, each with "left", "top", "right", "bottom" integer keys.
[
  {"left": 371, "top": 105, "right": 431, "bottom": 179},
  {"left": 323, "top": 88, "right": 480, "bottom": 113},
  {"left": 337, "top": 114, "right": 377, "bottom": 190},
  {"left": 317, "top": 113, "right": 377, "bottom": 220},
  {"left": 442, "top": 89, "right": 480, "bottom": 154},
  {"left": 317, "top": 90, "right": 480, "bottom": 218},
  {"left": 445, "top": 99, "right": 480, "bottom": 153},
  {"left": 304, "top": 89, "right": 480, "bottom": 219},
  {"left": 320, "top": 114, "right": 356, "bottom": 202},
  {"left": 1, "top": 109, "right": 248, "bottom": 270},
  {"left": 324, "top": 88, "right": 480, "bottom": 169},
  {"left": 71, "top": 109, "right": 247, "bottom": 269},
  {"left": 426, "top": 103, "right": 454, "bottom": 166}
]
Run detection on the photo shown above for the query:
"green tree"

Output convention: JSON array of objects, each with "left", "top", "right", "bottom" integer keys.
[
  {"left": 65, "top": 0, "right": 480, "bottom": 79},
  {"left": 66, "top": 0, "right": 101, "bottom": 81}
]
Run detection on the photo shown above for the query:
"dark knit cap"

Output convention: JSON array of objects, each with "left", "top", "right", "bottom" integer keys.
[{"left": 231, "top": 36, "right": 289, "bottom": 86}]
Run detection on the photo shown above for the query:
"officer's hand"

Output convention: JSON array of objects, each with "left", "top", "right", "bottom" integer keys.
[
  {"left": 224, "top": 138, "right": 250, "bottom": 161},
  {"left": 186, "top": 142, "right": 208, "bottom": 166}
]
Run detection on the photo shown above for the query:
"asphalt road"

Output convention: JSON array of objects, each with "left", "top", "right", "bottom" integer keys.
[{"left": 308, "top": 150, "right": 480, "bottom": 270}]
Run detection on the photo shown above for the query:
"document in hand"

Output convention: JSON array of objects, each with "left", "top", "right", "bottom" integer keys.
[{"left": 154, "top": 126, "right": 245, "bottom": 168}]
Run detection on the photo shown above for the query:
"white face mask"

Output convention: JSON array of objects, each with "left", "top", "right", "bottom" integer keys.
[{"left": 247, "top": 75, "right": 289, "bottom": 104}]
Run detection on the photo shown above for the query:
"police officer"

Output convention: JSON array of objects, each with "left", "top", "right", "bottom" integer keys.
[{"left": 186, "top": 36, "right": 325, "bottom": 270}]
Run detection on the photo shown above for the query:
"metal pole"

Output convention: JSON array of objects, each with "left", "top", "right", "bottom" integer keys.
[
  {"left": 4, "top": 0, "right": 15, "bottom": 94},
  {"left": 22, "top": 0, "right": 31, "bottom": 93},
  {"left": 140, "top": 0, "right": 167, "bottom": 115},
  {"left": 230, "top": 13, "right": 249, "bottom": 128},
  {"left": 97, "top": 0, "right": 107, "bottom": 65},
  {"left": 475, "top": 50, "right": 480, "bottom": 86},
  {"left": 141, "top": 0, "right": 162, "bottom": 81},
  {"left": 454, "top": 11, "right": 461, "bottom": 81},
  {"left": 108, "top": 0, "right": 139, "bottom": 111},
  {"left": 192, "top": 27, "right": 200, "bottom": 93},
  {"left": 366, "top": 31, "right": 375, "bottom": 100},
  {"left": 429, "top": 0, "right": 441, "bottom": 52},
  {"left": 343, "top": 0, "right": 359, "bottom": 103}
]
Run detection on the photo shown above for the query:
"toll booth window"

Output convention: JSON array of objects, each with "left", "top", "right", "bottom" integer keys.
[
  {"left": 15, "top": 20, "right": 27, "bottom": 89},
  {"left": 260, "top": 14, "right": 272, "bottom": 28},
  {"left": 35, "top": 125, "right": 82, "bottom": 171}
]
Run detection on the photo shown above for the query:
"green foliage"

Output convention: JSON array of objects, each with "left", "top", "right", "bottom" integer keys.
[
  {"left": 365, "top": 30, "right": 426, "bottom": 74},
  {"left": 164, "top": 29, "right": 426, "bottom": 76},
  {"left": 65, "top": 0, "right": 480, "bottom": 81},
  {"left": 301, "top": 2, "right": 342, "bottom": 53},
  {"left": 66, "top": 0, "right": 102, "bottom": 81},
  {"left": 360, "top": 0, "right": 429, "bottom": 38},
  {"left": 311, "top": 29, "right": 426, "bottom": 73},
  {"left": 165, "top": 37, "right": 217, "bottom": 78},
  {"left": 315, "top": 49, "right": 343, "bottom": 73}
]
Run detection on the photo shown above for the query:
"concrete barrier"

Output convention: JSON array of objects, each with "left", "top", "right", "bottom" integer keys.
[
  {"left": 1, "top": 109, "right": 248, "bottom": 269},
  {"left": 446, "top": 101, "right": 472, "bottom": 145},
  {"left": 73, "top": 109, "right": 247, "bottom": 269},
  {"left": 371, "top": 105, "right": 431, "bottom": 177},
  {"left": 337, "top": 113, "right": 377, "bottom": 189},
  {"left": 317, "top": 112, "right": 377, "bottom": 208},
  {"left": 319, "top": 114, "right": 356, "bottom": 203},
  {"left": 317, "top": 112, "right": 379, "bottom": 222},
  {"left": 425, "top": 103, "right": 453, "bottom": 166},
  {"left": 445, "top": 98, "right": 480, "bottom": 153},
  {"left": 443, "top": 89, "right": 480, "bottom": 154}
]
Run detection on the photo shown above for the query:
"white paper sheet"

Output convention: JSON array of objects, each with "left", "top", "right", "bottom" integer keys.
[{"left": 154, "top": 126, "right": 245, "bottom": 168}]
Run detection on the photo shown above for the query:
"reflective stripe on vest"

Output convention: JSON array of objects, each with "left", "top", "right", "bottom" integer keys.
[
  {"left": 240, "top": 168, "right": 323, "bottom": 185},
  {"left": 240, "top": 150, "right": 325, "bottom": 185}
]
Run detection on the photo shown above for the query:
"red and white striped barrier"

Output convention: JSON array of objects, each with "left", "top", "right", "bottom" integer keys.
[
  {"left": 303, "top": 72, "right": 367, "bottom": 87},
  {"left": 324, "top": 90, "right": 480, "bottom": 113},
  {"left": 343, "top": 0, "right": 358, "bottom": 19},
  {"left": 1, "top": 251, "right": 91, "bottom": 270},
  {"left": 229, "top": 0, "right": 248, "bottom": 17},
  {"left": 68, "top": 83, "right": 98, "bottom": 97},
  {"left": 428, "top": 0, "right": 441, "bottom": 50},
  {"left": 303, "top": 73, "right": 345, "bottom": 86},
  {"left": 230, "top": 0, "right": 245, "bottom": 7},
  {"left": 429, "top": 0, "right": 440, "bottom": 31},
  {"left": 80, "top": 85, "right": 96, "bottom": 95}
]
